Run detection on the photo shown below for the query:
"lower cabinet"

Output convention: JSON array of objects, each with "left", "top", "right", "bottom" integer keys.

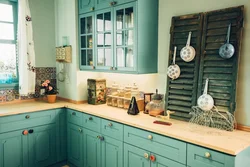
[
  {"left": 0, "top": 124, "right": 56, "bottom": 167},
  {"left": 0, "top": 130, "right": 27, "bottom": 167},
  {"left": 124, "top": 143, "right": 186, "bottom": 167},
  {"left": 28, "top": 124, "right": 56, "bottom": 167},
  {"left": 67, "top": 123, "right": 84, "bottom": 167}
]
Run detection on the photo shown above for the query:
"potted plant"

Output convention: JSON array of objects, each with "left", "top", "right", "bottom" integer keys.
[{"left": 41, "top": 80, "right": 58, "bottom": 103}]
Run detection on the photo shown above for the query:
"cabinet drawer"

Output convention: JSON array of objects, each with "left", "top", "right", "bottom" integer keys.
[
  {"left": 0, "top": 110, "right": 56, "bottom": 134},
  {"left": 101, "top": 119, "right": 123, "bottom": 141},
  {"left": 187, "top": 144, "right": 235, "bottom": 167},
  {"left": 124, "top": 126, "right": 187, "bottom": 164},
  {"left": 83, "top": 113, "right": 101, "bottom": 132},
  {"left": 67, "top": 109, "right": 83, "bottom": 126}
]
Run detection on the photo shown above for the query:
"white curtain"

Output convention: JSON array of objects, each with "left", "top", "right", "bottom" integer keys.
[{"left": 18, "top": 0, "right": 36, "bottom": 96}]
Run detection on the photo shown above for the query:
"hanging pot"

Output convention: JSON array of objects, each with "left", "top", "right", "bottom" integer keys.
[
  {"left": 197, "top": 78, "right": 214, "bottom": 111},
  {"left": 219, "top": 23, "right": 235, "bottom": 59},
  {"left": 180, "top": 32, "right": 196, "bottom": 62},
  {"left": 167, "top": 46, "right": 181, "bottom": 80}
]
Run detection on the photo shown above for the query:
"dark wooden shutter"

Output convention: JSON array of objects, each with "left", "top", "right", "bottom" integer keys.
[
  {"left": 165, "top": 13, "right": 204, "bottom": 121},
  {"left": 198, "top": 6, "right": 244, "bottom": 113}
]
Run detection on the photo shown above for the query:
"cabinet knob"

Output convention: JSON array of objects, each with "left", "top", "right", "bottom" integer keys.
[
  {"left": 28, "top": 129, "right": 34, "bottom": 134},
  {"left": 25, "top": 115, "right": 30, "bottom": 119},
  {"left": 108, "top": 123, "right": 113, "bottom": 127},
  {"left": 205, "top": 152, "right": 211, "bottom": 158},
  {"left": 89, "top": 117, "right": 93, "bottom": 121},
  {"left": 150, "top": 155, "right": 156, "bottom": 162},
  {"left": 109, "top": 1, "right": 117, "bottom": 6},
  {"left": 72, "top": 112, "right": 76, "bottom": 116},
  {"left": 90, "top": 7, "right": 94, "bottom": 11},
  {"left": 110, "top": 67, "right": 113, "bottom": 70},
  {"left": 79, "top": 128, "right": 82, "bottom": 133},
  {"left": 22, "top": 130, "right": 29, "bottom": 135},
  {"left": 144, "top": 153, "right": 149, "bottom": 159},
  {"left": 148, "top": 135, "right": 153, "bottom": 140},
  {"left": 92, "top": 66, "right": 95, "bottom": 69}
]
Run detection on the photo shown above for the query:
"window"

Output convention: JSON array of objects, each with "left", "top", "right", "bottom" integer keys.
[{"left": 0, "top": 0, "right": 18, "bottom": 86}]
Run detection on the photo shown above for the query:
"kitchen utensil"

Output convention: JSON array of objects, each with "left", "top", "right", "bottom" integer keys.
[
  {"left": 197, "top": 78, "right": 214, "bottom": 111},
  {"left": 167, "top": 46, "right": 181, "bottom": 80},
  {"left": 219, "top": 23, "right": 235, "bottom": 59},
  {"left": 180, "top": 32, "right": 196, "bottom": 62}
]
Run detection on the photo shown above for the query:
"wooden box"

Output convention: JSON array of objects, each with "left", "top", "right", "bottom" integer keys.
[
  {"left": 87, "top": 79, "right": 106, "bottom": 105},
  {"left": 56, "top": 46, "right": 72, "bottom": 63}
]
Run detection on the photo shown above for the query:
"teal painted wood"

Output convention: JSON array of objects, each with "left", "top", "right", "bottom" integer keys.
[
  {"left": 28, "top": 124, "right": 57, "bottom": 167},
  {"left": 79, "top": 12, "right": 95, "bottom": 70},
  {"left": 95, "top": 0, "right": 124, "bottom": 10},
  {"left": 235, "top": 146, "right": 250, "bottom": 167},
  {"left": 83, "top": 129, "right": 101, "bottom": 167},
  {"left": 101, "top": 135, "right": 123, "bottom": 167},
  {"left": 0, "top": 109, "right": 56, "bottom": 134},
  {"left": 124, "top": 143, "right": 150, "bottom": 167},
  {"left": 187, "top": 144, "right": 234, "bottom": 167},
  {"left": 83, "top": 113, "right": 101, "bottom": 132},
  {"left": 67, "top": 109, "right": 83, "bottom": 126},
  {"left": 79, "top": 0, "right": 95, "bottom": 14},
  {"left": 124, "top": 125, "right": 187, "bottom": 164},
  {"left": 151, "top": 153, "right": 186, "bottom": 167},
  {"left": 56, "top": 108, "right": 67, "bottom": 162},
  {"left": 0, "top": 130, "right": 27, "bottom": 167},
  {"left": 67, "top": 123, "right": 83, "bottom": 167},
  {"left": 101, "top": 119, "right": 124, "bottom": 141},
  {"left": 136, "top": 0, "right": 158, "bottom": 74}
]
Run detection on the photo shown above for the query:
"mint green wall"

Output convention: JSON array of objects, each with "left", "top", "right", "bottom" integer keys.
[
  {"left": 30, "top": 0, "right": 56, "bottom": 67},
  {"left": 54, "top": 0, "right": 250, "bottom": 126}
]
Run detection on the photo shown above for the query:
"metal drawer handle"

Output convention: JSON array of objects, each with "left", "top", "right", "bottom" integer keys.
[
  {"left": 22, "top": 130, "right": 29, "bottom": 135},
  {"left": 28, "top": 129, "right": 34, "bottom": 134},
  {"left": 108, "top": 123, "right": 113, "bottom": 127},
  {"left": 72, "top": 112, "right": 76, "bottom": 116},
  {"left": 144, "top": 153, "right": 149, "bottom": 159},
  {"left": 89, "top": 117, "right": 93, "bottom": 121},
  {"left": 25, "top": 115, "right": 30, "bottom": 119},
  {"left": 90, "top": 7, "right": 94, "bottom": 11},
  {"left": 205, "top": 152, "right": 211, "bottom": 158},
  {"left": 148, "top": 135, "right": 153, "bottom": 140},
  {"left": 79, "top": 128, "right": 82, "bottom": 133}
]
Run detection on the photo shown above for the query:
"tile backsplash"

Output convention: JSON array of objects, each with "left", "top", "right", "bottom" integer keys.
[{"left": 0, "top": 67, "right": 56, "bottom": 103}]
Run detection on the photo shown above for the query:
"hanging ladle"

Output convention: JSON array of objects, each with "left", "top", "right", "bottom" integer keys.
[{"left": 167, "top": 46, "right": 181, "bottom": 80}]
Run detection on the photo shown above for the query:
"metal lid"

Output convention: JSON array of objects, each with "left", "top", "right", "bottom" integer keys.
[{"left": 152, "top": 89, "right": 162, "bottom": 100}]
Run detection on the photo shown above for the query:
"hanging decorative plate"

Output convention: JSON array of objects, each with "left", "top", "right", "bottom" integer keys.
[
  {"left": 167, "top": 46, "right": 181, "bottom": 80},
  {"left": 180, "top": 31, "right": 196, "bottom": 62},
  {"left": 197, "top": 78, "right": 214, "bottom": 111}
]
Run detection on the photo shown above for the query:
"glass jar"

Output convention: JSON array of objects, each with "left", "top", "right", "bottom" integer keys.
[
  {"left": 112, "top": 97, "right": 118, "bottom": 107},
  {"left": 117, "top": 98, "right": 124, "bottom": 108},
  {"left": 148, "top": 89, "right": 165, "bottom": 117},
  {"left": 124, "top": 84, "right": 132, "bottom": 98},
  {"left": 117, "top": 85, "right": 125, "bottom": 97},
  {"left": 106, "top": 95, "right": 112, "bottom": 106},
  {"left": 123, "top": 99, "right": 130, "bottom": 109},
  {"left": 111, "top": 82, "right": 119, "bottom": 96},
  {"left": 131, "top": 83, "right": 140, "bottom": 99}
]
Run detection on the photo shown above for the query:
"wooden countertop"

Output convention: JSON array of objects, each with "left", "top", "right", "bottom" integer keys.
[{"left": 1, "top": 100, "right": 250, "bottom": 155}]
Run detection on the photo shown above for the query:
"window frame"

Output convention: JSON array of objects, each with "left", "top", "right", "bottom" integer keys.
[{"left": 0, "top": 0, "right": 18, "bottom": 89}]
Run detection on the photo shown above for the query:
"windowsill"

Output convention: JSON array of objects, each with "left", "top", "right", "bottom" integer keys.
[{"left": 0, "top": 83, "right": 19, "bottom": 89}]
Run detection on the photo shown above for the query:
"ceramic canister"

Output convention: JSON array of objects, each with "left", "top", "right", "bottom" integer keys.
[
  {"left": 197, "top": 78, "right": 214, "bottom": 111},
  {"left": 167, "top": 46, "right": 181, "bottom": 80}
]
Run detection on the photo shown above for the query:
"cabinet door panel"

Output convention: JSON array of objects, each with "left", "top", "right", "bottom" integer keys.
[
  {"left": 124, "top": 143, "right": 150, "bottom": 167},
  {"left": 101, "top": 136, "right": 123, "bottom": 167},
  {"left": 84, "top": 129, "right": 101, "bottom": 167},
  {"left": 28, "top": 124, "right": 56, "bottom": 167},
  {"left": 79, "top": 0, "right": 94, "bottom": 14},
  {"left": 0, "top": 130, "right": 27, "bottom": 167},
  {"left": 67, "top": 123, "right": 83, "bottom": 167}
]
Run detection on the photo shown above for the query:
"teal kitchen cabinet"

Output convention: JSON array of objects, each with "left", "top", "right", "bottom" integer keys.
[
  {"left": 95, "top": 0, "right": 124, "bottom": 10},
  {"left": 0, "top": 130, "right": 27, "bottom": 167},
  {"left": 28, "top": 124, "right": 56, "bottom": 167},
  {"left": 79, "top": 0, "right": 95, "bottom": 14},
  {"left": 67, "top": 123, "right": 84, "bottom": 167},
  {"left": 79, "top": 0, "right": 158, "bottom": 74},
  {"left": 124, "top": 143, "right": 185, "bottom": 167},
  {"left": 83, "top": 129, "right": 101, "bottom": 167},
  {"left": 79, "top": 13, "right": 95, "bottom": 70},
  {"left": 56, "top": 108, "right": 67, "bottom": 162}
]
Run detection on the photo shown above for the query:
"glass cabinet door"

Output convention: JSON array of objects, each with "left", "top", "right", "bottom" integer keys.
[
  {"left": 95, "top": 9, "right": 113, "bottom": 70},
  {"left": 80, "top": 14, "right": 94, "bottom": 70},
  {"left": 114, "top": 4, "right": 136, "bottom": 71}
]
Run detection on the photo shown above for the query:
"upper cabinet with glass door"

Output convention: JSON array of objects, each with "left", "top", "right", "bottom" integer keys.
[
  {"left": 79, "top": 13, "right": 95, "bottom": 70},
  {"left": 78, "top": 0, "right": 159, "bottom": 74}
]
